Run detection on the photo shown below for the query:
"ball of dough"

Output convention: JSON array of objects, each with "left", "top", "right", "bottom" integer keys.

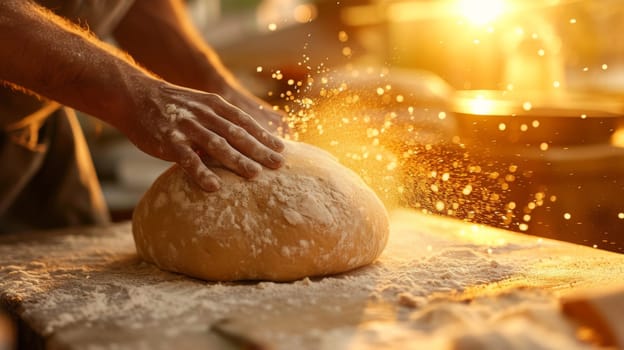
[{"left": 132, "top": 141, "right": 389, "bottom": 281}]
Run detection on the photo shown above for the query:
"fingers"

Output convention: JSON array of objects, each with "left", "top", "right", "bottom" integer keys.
[
  {"left": 160, "top": 87, "right": 288, "bottom": 191},
  {"left": 181, "top": 100, "right": 285, "bottom": 169},
  {"left": 173, "top": 144, "right": 221, "bottom": 192},
  {"left": 181, "top": 121, "right": 264, "bottom": 179},
  {"left": 209, "top": 120, "right": 284, "bottom": 170},
  {"left": 191, "top": 95, "right": 285, "bottom": 152},
  {"left": 232, "top": 111, "right": 286, "bottom": 152}
]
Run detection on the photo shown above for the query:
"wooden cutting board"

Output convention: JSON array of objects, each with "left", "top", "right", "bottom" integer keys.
[{"left": 1, "top": 209, "right": 624, "bottom": 349}]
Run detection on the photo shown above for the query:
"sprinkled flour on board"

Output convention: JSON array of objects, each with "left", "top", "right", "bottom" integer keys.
[{"left": 0, "top": 209, "right": 606, "bottom": 349}]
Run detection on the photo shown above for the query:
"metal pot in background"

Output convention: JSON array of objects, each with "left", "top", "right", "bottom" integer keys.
[{"left": 449, "top": 89, "right": 624, "bottom": 252}]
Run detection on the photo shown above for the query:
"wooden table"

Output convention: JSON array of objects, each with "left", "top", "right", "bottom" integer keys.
[{"left": 1, "top": 209, "right": 624, "bottom": 349}]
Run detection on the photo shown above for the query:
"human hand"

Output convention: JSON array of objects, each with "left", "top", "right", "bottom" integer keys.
[
  {"left": 223, "top": 88, "right": 288, "bottom": 135},
  {"left": 122, "top": 80, "right": 285, "bottom": 192}
]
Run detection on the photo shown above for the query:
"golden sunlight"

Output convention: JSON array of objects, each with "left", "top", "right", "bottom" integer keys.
[
  {"left": 467, "top": 94, "right": 495, "bottom": 115},
  {"left": 457, "top": 0, "right": 506, "bottom": 25}
]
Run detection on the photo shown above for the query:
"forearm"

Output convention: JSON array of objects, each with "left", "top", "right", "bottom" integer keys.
[
  {"left": 113, "top": 0, "right": 284, "bottom": 133},
  {"left": 113, "top": 0, "right": 236, "bottom": 96},
  {"left": 0, "top": 1, "right": 156, "bottom": 131},
  {"left": 0, "top": 1, "right": 285, "bottom": 193}
]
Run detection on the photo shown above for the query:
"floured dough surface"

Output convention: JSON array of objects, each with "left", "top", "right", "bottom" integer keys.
[{"left": 132, "top": 141, "right": 389, "bottom": 281}]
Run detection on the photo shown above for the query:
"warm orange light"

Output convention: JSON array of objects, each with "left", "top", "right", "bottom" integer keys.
[
  {"left": 457, "top": 0, "right": 506, "bottom": 25},
  {"left": 468, "top": 95, "right": 495, "bottom": 115},
  {"left": 293, "top": 4, "right": 317, "bottom": 23},
  {"left": 612, "top": 127, "right": 624, "bottom": 148}
]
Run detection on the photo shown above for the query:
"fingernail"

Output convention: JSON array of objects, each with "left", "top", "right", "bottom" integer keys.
[
  {"left": 204, "top": 178, "right": 220, "bottom": 191},
  {"left": 272, "top": 137, "right": 285, "bottom": 151},
  {"left": 245, "top": 161, "right": 262, "bottom": 177},
  {"left": 269, "top": 152, "right": 284, "bottom": 164}
]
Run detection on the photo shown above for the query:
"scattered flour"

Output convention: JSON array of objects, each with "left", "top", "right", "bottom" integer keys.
[
  {"left": 161, "top": 104, "right": 195, "bottom": 143},
  {"left": 0, "top": 215, "right": 601, "bottom": 349},
  {"left": 282, "top": 208, "right": 304, "bottom": 225},
  {"left": 164, "top": 104, "right": 195, "bottom": 124},
  {"left": 147, "top": 160, "right": 352, "bottom": 268},
  {"left": 168, "top": 130, "right": 187, "bottom": 142}
]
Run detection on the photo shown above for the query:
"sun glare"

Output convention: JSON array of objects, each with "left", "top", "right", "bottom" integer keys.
[
  {"left": 468, "top": 95, "right": 495, "bottom": 115},
  {"left": 457, "top": 0, "right": 506, "bottom": 25}
]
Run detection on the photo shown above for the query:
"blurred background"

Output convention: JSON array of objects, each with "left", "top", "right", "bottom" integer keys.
[{"left": 87, "top": 0, "right": 624, "bottom": 252}]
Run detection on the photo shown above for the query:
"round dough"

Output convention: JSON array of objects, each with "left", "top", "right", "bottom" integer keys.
[{"left": 132, "top": 141, "right": 389, "bottom": 281}]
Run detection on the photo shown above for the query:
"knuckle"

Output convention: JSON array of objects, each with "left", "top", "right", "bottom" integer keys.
[
  {"left": 208, "top": 136, "right": 228, "bottom": 150},
  {"left": 206, "top": 93, "right": 226, "bottom": 105},
  {"left": 225, "top": 150, "right": 241, "bottom": 164},
  {"left": 179, "top": 156, "right": 194, "bottom": 168},
  {"left": 238, "top": 113, "right": 253, "bottom": 123},
  {"left": 227, "top": 125, "right": 247, "bottom": 138},
  {"left": 166, "top": 129, "right": 188, "bottom": 143},
  {"left": 206, "top": 92, "right": 220, "bottom": 100},
  {"left": 177, "top": 116, "right": 195, "bottom": 128}
]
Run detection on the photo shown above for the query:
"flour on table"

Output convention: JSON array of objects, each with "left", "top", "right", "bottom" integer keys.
[{"left": 0, "top": 215, "right": 596, "bottom": 349}]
